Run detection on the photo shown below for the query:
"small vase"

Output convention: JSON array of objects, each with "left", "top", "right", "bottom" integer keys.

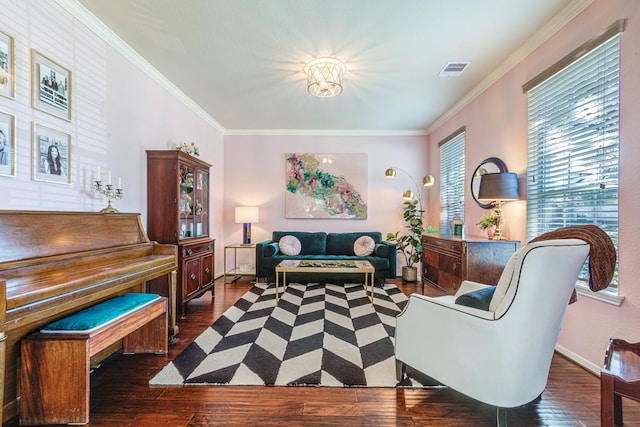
[{"left": 486, "top": 226, "right": 495, "bottom": 239}]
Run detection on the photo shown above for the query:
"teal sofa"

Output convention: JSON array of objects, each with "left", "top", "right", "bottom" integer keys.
[{"left": 255, "top": 231, "right": 396, "bottom": 285}]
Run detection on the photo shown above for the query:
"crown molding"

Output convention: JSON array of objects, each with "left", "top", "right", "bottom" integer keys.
[
  {"left": 224, "top": 128, "right": 429, "bottom": 137},
  {"left": 54, "top": 0, "right": 226, "bottom": 134},
  {"left": 426, "top": 0, "right": 594, "bottom": 134}
]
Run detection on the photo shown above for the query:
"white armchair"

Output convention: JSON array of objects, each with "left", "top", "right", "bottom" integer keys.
[{"left": 395, "top": 238, "right": 590, "bottom": 422}]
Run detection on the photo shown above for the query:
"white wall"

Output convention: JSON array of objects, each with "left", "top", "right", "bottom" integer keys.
[{"left": 0, "top": 1, "right": 225, "bottom": 272}]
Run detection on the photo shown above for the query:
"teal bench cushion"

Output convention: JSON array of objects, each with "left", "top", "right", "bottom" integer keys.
[{"left": 42, "top": 293, "right": 161, "bottom": 333}]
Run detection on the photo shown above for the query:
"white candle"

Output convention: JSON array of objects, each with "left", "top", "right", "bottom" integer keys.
[
  {"left": 118, "top": 176, "right": 122, "bottom": 189},
  {"left": 97, "top": 166, "right": 100, "bottom": 181},
  {"left": 107, "top": 170, "right": 111, "bottom": 185}
]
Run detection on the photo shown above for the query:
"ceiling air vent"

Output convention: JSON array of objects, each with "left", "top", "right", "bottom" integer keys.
[{"left": 439, "top": 62, "right": 470, "bottom": 77}]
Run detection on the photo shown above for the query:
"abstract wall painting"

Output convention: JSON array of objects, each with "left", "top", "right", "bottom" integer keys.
[{"left": 285, "top": 153, "right": 368, "bottom": 219}]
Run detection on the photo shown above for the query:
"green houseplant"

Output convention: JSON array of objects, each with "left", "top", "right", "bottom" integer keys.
[
  {"left": 476, "top": 210, "right": 498, "bottom": 238},
  {"left": 386, "top": 199, "right": 425, "bottom": 281}
]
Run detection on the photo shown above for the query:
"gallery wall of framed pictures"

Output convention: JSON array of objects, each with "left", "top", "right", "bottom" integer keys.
[{"left": 0, "top": 26, "right": 74, "bottom": 184}]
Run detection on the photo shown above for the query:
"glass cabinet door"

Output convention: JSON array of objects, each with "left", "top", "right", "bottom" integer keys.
[
  {"left": 194, "top": 169, "right": 209, "bottom": 237},
  {"left": 179, "top": 163, "right": 195, "bottom": 238}
]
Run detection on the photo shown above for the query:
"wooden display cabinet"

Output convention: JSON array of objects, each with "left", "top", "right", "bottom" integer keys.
[
  {"left": 146, "top": 150, "right": 215, "bottom": 319},
  {"left": 422, "top": 233, "right": 520, "bottom": 294}
]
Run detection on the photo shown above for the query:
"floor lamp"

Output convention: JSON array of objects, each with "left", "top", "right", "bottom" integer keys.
[
  {"left": 235, "top": 206, "right": 259, "bottom": 245},
  {"left": 478, "top": 172, "right": 519, "bottom": 240}
]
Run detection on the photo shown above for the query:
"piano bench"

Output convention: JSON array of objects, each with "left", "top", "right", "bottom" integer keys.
[{"left": 19, "top": 293, "right": 168, "bottom": 426}]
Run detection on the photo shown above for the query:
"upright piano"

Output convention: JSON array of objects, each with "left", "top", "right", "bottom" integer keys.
[{"left": 0, "top": 211, "right": 178, "bottom": 424}]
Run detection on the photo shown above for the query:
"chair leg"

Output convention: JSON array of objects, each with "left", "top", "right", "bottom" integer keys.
[
  {"left": 496, "top": 407, "right": 508, "bottom": 427},
  {"left": 601, "top": 372, "right": 617, "bottom": 426},
  {"left": 613, "top": 394, "right": 623, "bottom": 425},
  {"left": 395, "top": 359, "right": 406, "bottom": 382}
]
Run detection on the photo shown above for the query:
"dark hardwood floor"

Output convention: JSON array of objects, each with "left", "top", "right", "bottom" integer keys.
[{"left": 8, "top": 277, "right": 640, "bottom": 426}]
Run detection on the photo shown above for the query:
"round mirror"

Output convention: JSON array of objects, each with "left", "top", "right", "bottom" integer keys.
[{"left": 471, "top": 157, "right": 508, "bottom": 209}]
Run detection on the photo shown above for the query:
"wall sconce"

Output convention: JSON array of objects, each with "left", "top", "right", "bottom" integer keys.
[
  {"left": 478, "top": 172, "right": 519, "bottom": 240},
  {"left": 235, "top": 206, "right": 259, "bottom": 245}
]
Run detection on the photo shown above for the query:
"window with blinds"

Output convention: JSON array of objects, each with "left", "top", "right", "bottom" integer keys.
[
  {"left": 439, "top": 130, "right": 465, "bottom": 233},
  {"left": 525, "top": 26, "right": 621, "bottom": 288}
]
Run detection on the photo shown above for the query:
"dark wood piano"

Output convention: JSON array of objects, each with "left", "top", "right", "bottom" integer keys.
[{"left": 0, "top": 211, "right": 178, "bottom": 424}]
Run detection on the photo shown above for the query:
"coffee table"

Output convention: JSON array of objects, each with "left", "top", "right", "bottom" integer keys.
[{"left": 274, "top": 259, "right": 375, "bottom": 304}]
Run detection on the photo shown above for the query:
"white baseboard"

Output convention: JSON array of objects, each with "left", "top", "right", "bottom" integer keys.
[{"left": 555, "top": 344, "right": 601, "bottom": 376}]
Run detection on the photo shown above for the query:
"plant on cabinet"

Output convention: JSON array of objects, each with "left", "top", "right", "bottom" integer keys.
[{"left": 476, "top": 210, "right": 498, "bottom": 239}]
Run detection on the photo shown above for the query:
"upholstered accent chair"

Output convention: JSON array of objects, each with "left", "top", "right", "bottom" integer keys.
[{"left": 395, "top": 239, "right": 590, "bottom": 425}]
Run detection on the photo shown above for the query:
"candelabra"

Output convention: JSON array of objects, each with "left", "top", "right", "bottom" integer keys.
[{"left": 93, "top": 180, "right": 124, "bottom": 213}]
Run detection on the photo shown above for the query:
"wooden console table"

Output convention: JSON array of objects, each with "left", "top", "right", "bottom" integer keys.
[{"left": 421, "top": 233, "right": 520, "bottom": 294}]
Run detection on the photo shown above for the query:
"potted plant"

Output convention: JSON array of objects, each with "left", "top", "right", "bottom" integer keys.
[
  {"left": 476, "top": 210, "right": 498, "bottom": 238},
  {"left": 386, "top": 199, "right": 425, "bottom": 281}
]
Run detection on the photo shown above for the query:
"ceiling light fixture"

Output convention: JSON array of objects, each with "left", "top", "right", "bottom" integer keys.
[{"left": 305, "top": 58, "right": 346, "bottom": 98}]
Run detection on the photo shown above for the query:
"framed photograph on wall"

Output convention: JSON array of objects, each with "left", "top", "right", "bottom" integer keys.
[
  {"left": 285, "top": 153, "right": 368, "bottom": 219},
  {"left": 32, "top": 122, "right": 71, "bottom": 184},
  {"left": 31, "top": 49, "right": 72, "bottom": 121},
  {"left": 0, "top": 110, "right": 16, "bottom": 177},
  {"left": 0, "top": 29, "right": 15, "bottom": 99}
]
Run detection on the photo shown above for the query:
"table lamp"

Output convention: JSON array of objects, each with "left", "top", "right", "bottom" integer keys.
[
  {"left": 235, "top": 206, "right": 259, "bottom": 244},
  {"left": 478, "top": 172, "right": 519, "bottom": 240}
]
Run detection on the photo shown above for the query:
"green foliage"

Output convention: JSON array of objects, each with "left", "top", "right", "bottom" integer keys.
[
  {"left": 386, "top": 199, "right": 425, "bottom": 267},
  {"left": 476, "top": 210, "right": 498, "bottom": 230}
]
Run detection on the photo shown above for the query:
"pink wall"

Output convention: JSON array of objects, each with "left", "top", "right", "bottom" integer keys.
[
  {"left": 428, "top": 0, "right": 640, "bottom": 368},
  {"left": 223, "top": 134, "right": 429, "bottom": 268}
]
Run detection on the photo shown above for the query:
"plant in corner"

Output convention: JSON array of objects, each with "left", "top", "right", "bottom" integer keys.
[{"left": 386, "top": 199, "right": 425, "bottom": 281}]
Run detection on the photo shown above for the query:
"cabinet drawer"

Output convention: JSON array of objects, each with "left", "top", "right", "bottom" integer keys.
[
  {"left": 423, "top": 236, "right": 462, "bottom": 255},
  {"left": 183, "top": 241, "right": 213, "bottom": 258},
  {"left": 438, "top": 253, "right": 461, "bottom": 277}
]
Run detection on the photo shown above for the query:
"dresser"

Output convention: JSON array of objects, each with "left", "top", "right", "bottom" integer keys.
[{"left": 421, "top": 234, "right": 520, "bottom": 294}]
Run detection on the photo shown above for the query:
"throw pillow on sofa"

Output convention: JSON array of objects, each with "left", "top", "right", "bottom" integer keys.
[
  {"left": 353, "top": 235, "right": 375, "bottom": 256},
  {"left": 279, "top": 235, "right": 302, "bottom": 256}
]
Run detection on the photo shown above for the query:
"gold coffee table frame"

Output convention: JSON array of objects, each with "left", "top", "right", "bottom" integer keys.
[{"left": 274, "top": 259, "right": 376, "bottom": 305}]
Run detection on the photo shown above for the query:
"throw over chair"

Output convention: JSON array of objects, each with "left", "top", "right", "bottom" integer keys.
[{"left": 395, "top": 238, "right": 590, "bottom": 424}]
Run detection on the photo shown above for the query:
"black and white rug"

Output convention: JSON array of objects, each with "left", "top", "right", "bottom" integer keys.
[{"left": 150, "top": 282, "right": 437, "bottom": 387}]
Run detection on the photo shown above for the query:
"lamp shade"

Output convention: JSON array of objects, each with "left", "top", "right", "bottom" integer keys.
[
  {"left": 235, "top": 206, "right": 259, "bottom": 223},
  {"left": 478, "top": 172, "right": 519, "bottom": 201},
  {"left": 422, "top": 175, "right": 435, "bottom": 187}
]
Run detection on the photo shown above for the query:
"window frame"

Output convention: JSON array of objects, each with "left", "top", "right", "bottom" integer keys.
[
  {"left": 524, "top": 20, "right": 624, "bottom": 300},
  {"left": 439, "top": 127, "right": 466, "bottom": 233}
]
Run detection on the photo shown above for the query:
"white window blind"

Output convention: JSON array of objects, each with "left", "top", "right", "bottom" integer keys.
[
  {"left": 526, "top": 31, "right": 620, "bottom": 287},
  {"left": 439, "top": 130, "right": 465, "bottom": 232}
]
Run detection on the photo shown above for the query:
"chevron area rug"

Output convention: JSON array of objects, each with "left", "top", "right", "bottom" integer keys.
[{"left": 150, "top": 282, "right": 436, "bottom": 387}]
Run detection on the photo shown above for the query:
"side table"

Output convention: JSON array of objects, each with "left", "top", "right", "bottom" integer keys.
[{"left": 224, "top": 243, "right": 256, "bottom": 283}]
